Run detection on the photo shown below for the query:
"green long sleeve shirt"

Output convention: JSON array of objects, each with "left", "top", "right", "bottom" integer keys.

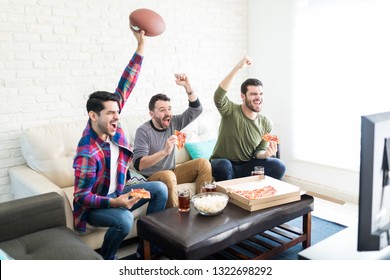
[{"left": 210, "top": 86, "right": 272, "bottom": 162}]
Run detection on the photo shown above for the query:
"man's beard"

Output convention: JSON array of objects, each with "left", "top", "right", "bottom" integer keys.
[
  {"left": 245, "top": 98, "right": 261, "bottom": 113},
  {"left": 155, "top": 115, "right": 171, "bottom": 129},
  {"left": 97, "top": 120, "right": 116, "bottom": 137}
]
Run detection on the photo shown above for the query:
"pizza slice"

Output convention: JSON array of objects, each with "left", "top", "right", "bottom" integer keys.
[
  {"left": 262, "top": 133, "right": 280, "bottom": 143},
  {"left": 174, "top": 130, "right": 186, "bottom": 150},
  {"left": 129, "top": 188, "right": 151, "bottom": 199}
]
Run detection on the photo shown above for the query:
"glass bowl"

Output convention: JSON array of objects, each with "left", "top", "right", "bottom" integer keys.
[{"left": 191, "top": 192, "right": 229, "bottom": 216}]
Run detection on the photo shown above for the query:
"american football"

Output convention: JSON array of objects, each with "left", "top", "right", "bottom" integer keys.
[{"left": 129, "top": 8, "right": 166, "bottom": 37}]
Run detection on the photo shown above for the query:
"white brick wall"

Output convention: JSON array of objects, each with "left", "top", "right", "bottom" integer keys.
[{"left": 0, "top": 0, "right": 248, "bottom": 202}]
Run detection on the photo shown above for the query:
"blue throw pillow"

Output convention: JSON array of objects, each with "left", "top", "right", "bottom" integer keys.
[
  {"left": 0, "top": 249, "right": 14, "bottom": 260},
  {"left": 185, "top": 139, "right": 217, "bottom": 160}
]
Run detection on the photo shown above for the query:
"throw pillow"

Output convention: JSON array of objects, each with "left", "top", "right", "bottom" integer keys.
[
  {"left": 0, "top": 249, "right": 14, "bottom": 260},
  {"left": 126, "top": 169, "right": 147, "bottom": 186},
  {"left": 185, "top": 139, "right": 217, "bottom": 160}
]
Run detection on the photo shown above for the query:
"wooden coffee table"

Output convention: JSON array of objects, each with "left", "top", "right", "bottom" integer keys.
[{"left": 137, "top": 194, "right": 314, "bottom": 260}]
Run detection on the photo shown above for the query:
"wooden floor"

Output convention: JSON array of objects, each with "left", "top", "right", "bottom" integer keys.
[{"left": 304, "top": 191, "right": 358, "bottom": 227}]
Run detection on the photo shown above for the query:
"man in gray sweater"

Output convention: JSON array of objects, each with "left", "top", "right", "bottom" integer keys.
[{"left": 133, "top": 74, "right": 212, "bottom": 208}]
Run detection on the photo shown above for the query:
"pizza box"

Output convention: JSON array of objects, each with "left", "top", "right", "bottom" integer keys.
[
  {"left": 216, "top": 176, "right": 301, "bottom": 212},
  {"left": 228, "top": 195, "right": 300, "bottom": 212}
]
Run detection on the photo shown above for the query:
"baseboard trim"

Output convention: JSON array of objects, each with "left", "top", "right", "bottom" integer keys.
[
  {"left": 304, "top": 191, "right": 345, "bottom": 205},
  {"left": 284, "top": 175, "right": 358, "bottom": 204}
]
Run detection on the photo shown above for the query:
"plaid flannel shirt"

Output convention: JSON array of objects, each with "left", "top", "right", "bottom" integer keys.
[{"left": 73, "top": 52, "right": 143, "bottom": 233}]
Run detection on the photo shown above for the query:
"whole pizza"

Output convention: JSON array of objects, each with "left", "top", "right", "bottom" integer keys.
[{"left": 232, "top": 185, "right": 277, "bottom": 200}]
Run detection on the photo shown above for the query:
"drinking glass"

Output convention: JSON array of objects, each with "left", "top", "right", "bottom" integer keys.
[{"left": 178, "top": 189, "right": 190, "bottom": 212}]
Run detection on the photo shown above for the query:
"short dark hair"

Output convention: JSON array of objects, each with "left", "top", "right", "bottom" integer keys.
[
  {"left": 86, "top": 91, "right": 121, "bottom": 115},
  {"left": 240, "top": 78, "right": 263, "bottom": 95},
  {"left": 148, "top": 93, "right": 170, "bottom": 111}
]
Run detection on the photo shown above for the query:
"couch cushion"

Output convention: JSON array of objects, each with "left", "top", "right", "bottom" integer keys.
[
  {"left": 20, "top": 120, "right": 86, "bottom": 189},
  {"left": 0, "top": 227, "right": 102, "bottom": 260},
  {"left": 0, "top": 192, "right": 66, "bottom": 242},
  {"left": 120, "top": 114, "right": 149, "bottom": 146}
]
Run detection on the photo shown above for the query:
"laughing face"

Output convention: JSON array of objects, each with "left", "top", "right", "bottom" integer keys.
[
  {"left": 242, "top": 85, "right": 264, "bottom": 113},
  {"left": 150, "top": 99, "right": 172, "bottom": 130},
  {"left": 89, "top": 100, "right": 120, "bottom": 141}
]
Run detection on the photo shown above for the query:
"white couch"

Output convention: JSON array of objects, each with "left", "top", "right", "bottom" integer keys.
[{"left": 8, "top": 112, "right": 219, "bottom": 250}]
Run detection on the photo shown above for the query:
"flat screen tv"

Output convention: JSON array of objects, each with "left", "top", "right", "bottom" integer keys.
[{"left": 358, "top": 111, "right": 390, "bottom": 251}]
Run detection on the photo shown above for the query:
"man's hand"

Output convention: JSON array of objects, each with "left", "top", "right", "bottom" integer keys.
[
  {"left": 163, "top": 135, "right": 178, "bottom": 155},
  {"left": 110, "top": 193, "right": 141, "bottom": 209},
  {"left": 264, "top": 141, "right": 278, "bottom": 158},
  {"left": 219, "top": 55, "right": 252, "bottom": 91},
  {"left": 132, "top": 29, "right": 145, "bottom": 45},
  {"left": 130, "top": 18, "right": 145, "bottom": 55},
  {"left": 234, "top": 55, "right": 252, "bottom": 71},
  {"left": 255, "top": 141, "right": 278, "bottom": 159},
  {"left": 138, "top": 134, "right": 177, "bottom": 171},
  {"left": 174, "top": 73, "right": 198, "bottom": 102},
  {"left": 174, "top": 73, "right": 191, "bottom": 92}
]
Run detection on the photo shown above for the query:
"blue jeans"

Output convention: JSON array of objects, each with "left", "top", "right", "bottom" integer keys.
[
  {"left": 87, "top": 181, "right": 168, "bottom": 260},
  {"left": 211, "top": 157, "right": 286, "bottom": 181}
]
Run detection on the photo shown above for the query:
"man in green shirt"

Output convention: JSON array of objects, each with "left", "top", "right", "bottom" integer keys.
[{"left": 210, "top": 55, "right": 286, "bottom": 181}]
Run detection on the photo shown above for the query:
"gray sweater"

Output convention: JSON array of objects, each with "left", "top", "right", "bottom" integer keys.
[{"left": 133, "top": 100, "right": 202, "bottom": 177}]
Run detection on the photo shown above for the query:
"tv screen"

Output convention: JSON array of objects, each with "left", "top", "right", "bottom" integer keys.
[{"left": 358, "top": 111, "right": 390, "bottom": 251}]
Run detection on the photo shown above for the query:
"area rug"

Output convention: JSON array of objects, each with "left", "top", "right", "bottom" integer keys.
[
  {"left": 271, "top": 216, "right": 346, "bottom": 260},
  {"left": 207, "top": 215, "right": 346, "bottom": 260}
]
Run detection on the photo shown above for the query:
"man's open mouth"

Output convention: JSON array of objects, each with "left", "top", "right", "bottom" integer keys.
[{"left": 162, "top": 117, "right": 171, "bottom": 125}]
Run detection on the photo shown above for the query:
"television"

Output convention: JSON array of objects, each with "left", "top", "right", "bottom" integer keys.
[{"left": 358, "top": 111, "right": 390, "bottom": 251}]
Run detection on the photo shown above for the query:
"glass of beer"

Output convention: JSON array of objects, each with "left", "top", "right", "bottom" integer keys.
[
  {"left": 202, "top": 181, "right": 217, "bottom": 192},
  {"left": 251, "top": 166, "right": 265, "bottom": 178},
  {"left": 178, "top": 189, "right": 190, "bottom": 212}
]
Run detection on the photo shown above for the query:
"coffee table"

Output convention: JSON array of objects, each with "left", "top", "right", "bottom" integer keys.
[{"left": 137, "top": 194, "right": 314, "bottom": 260}]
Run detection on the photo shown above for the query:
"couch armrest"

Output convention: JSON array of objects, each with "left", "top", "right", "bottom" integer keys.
[
  {"left": 0, "top": 192, "right": 66, "bottom": 242},
  {"left": 9, "top": 165, "right": 65, "bottom": 198},
  {"left": 9, "top": 164, "right": 75, "bottom": 230}
]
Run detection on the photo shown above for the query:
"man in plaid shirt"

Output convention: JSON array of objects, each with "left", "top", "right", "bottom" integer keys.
[{"left": 73, "top": 26, "right": 167, "bottom": 260}]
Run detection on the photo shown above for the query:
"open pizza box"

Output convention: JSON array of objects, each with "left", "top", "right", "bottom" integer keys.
[{"left": 216, "top": 176, "right": 301, "bottom": 212}]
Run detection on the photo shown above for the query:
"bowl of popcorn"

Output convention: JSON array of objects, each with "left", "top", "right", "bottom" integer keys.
[{"left": 191, "top": 192, "right": 229, "bottom": 216}]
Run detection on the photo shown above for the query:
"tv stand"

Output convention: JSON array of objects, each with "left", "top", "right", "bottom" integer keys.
[{"left": 298, "top": 223, "right": 390, "bottom": 260}]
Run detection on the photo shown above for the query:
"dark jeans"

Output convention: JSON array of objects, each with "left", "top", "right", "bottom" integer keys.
[
  {"left": 88, "top": 181, "right": 168, "bottom": 260},
  {"left": 211, "top": 157, "right": 286, "bottom": 181}
]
